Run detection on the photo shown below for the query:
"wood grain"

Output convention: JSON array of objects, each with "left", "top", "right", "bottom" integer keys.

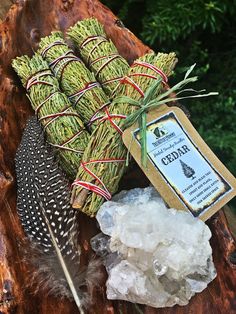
[
  {"left": 0, "top": 0, "right": 13, "bottom": 21},
  {"left": 0, "top": 1, "right": 236, "bottom": 313}
]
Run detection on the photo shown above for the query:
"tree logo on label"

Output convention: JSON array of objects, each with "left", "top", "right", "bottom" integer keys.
[
  {"left": 153, "top": 126, "right": 168, "bottom": 139},
  {"left": 147, "top": 123, "right": 168, "bottom": 139},
  {"left": 180, "top": 160, "right": 196, "bottom": 180}
]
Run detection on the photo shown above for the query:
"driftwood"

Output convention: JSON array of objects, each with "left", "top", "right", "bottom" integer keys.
[
  {"left": 0, "top": 0, "right": 12, "bottom": 22},
  {"left": 0, "top": 1, "right": 236, "bottom": 313}
]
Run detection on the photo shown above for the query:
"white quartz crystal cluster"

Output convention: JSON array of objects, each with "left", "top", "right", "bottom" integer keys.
[{"left": 92, "top": 187, "right": 216, "bottom": 308}]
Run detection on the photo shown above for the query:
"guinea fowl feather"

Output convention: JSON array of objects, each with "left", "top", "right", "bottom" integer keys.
[{"left": 15, "top": 117, "right": 100, "bottom": 313}]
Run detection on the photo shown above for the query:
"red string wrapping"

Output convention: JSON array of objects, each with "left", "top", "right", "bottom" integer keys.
[
  {"left": 49, "top": 50, "right": 80, "bottom": 69},
  {"left": 35, "top": 91, "right": 59, "bottom": 115},
  {"left": 80, "top": 35, "right": 107, "bottom": 49},
  {"left": 120, "top": 76, "right": 145, "bottom": 97},
  {"left": 26, "top": 70, "right": 54, "bottom": 90},
  {"left": 47, "top": 129, "right": 85, "bottom": 154},
  {"left": 101, "top": 76, "right": 123, "bottom": 87},
  {"left": 26, "top": 72, "right": 86, "bottom": 154},
  {"left": 50, "top": 53, "right": 82, "bottom": 80},
  {"left": 95, "top": 55, "right": 125, "bottom": 77},
  {"left": 72, "top": 158, "right": 126, "bottom": 201},
  {"left": 132, "top": 61, "right": 168, "bottom": 85},
  {"left": 80, "top": 35, "right": 127, "bottom": 91},
  {"left": 68, "top": 82, "right": 101, "bottom": 106},
  {"left": 41, "top": 41, "right": 69, "bottom": 58},
  {"left": 85, "top": 101, "right": 108, "bottom": 128},
  {"left": 90, "top": 53, "right": 121, "bottom": 67},
  {"left": 80, "top": 35, "right": 108, "bottom": 64}
]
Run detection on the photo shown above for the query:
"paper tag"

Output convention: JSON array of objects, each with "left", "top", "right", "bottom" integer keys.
[{"left": 123, "top": 105, "right": 236, "bottom": 221}]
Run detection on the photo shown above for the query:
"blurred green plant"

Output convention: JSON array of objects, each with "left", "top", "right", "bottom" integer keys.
[
  {"left": 102, "top": 0, "right": 236, "bottom": 187},
  {"left": 142, "top": 0, "right": 234, "bottom": 44}
]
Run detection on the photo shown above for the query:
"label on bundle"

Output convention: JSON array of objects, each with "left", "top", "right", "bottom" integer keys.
[{"left": 123, "top": 105, "right": 236, "bottom": 221}]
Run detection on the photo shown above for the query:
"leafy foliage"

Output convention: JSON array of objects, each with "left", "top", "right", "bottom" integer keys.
[{"left": 142, "top": 0, "right": 235, "bottom": 44}]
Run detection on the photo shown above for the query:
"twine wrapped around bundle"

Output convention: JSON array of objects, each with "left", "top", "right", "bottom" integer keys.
[
  {"left": 67, "top": 18, "right": 130, "bottom": 97},
  {"left": 38, "top": 32, "right": 109, "bottom": 131},
  {"left": 71, "top": 52, "right": 177, "bottom": 216},
  {"left": 12, "top": 54, "right": 90, "bottom": 178}
]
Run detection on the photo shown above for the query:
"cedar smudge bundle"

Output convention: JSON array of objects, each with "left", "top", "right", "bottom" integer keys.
[
  {"left": 38, "top": 32, "right": 109, "bottom": 130},
  {"left": 67, "top": 18, "right": 129, "bottom": 97},
  {"left": 12, "top": 54, "right": 90, "bottom": 179},
  {"left": 71, "top": 52, "right": 177, "bottom": 216},
  {"left": 16, "top": 117, "right": 101, "bottom": 313}
]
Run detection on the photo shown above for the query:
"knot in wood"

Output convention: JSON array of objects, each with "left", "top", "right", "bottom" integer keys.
[{"left": 61, "top": 0, "right": 74, "bottom": 11}]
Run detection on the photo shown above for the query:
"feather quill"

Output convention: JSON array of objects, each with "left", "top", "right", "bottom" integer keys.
[{"left": 15, "top": 117, "right": 100, "bottom": 312}]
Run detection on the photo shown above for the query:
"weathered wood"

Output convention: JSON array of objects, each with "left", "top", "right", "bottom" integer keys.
[
  {"left": 224, "top": 205, "right": 236, "bottom": 237},
  {"left": 0, "top": 1, "right": 236, "bottom": 313},
  {"left": 0, "top": 0, "right": 13, "bottom": 21}
]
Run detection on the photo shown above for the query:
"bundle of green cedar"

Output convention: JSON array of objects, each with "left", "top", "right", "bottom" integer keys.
[
  {"left": 12, "top": 54, "right": 90, "bottom": 178},
  {"left": 68, "top": 18, "right": 129, "bottom": 97},
  {"left": 71, "top": 52, "right": 177, "bottom": 216}
]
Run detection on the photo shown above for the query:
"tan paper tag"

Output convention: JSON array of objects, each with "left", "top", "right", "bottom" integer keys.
[{"left": 122, "top": 105, "right": 236, "bottom": 221}]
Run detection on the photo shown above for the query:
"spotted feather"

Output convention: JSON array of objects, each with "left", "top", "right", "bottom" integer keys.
[{"left": 15, "top": 117, "right": 100, "bottom": 313}]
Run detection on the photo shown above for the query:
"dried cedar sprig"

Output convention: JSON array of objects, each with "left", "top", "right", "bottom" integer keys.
[
  {"left": 38, "top": 32, "right": 109, "bottom": 130},
  {"left": 67, "top": 18, "right": 130, "bottom": 97},
  {"left": 71, "top": 52, "right": 177, "bottom": 216},
  {"left": 12, "top": 54, "right": 90, "bottom": 179}
]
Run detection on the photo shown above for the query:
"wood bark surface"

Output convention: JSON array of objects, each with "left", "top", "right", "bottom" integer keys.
[
  {"left": 0, "top": 1, "right": 235, "bottom": 313},
  {"left": 0, "top": 0, "right": 13, "bottom": 22}
]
